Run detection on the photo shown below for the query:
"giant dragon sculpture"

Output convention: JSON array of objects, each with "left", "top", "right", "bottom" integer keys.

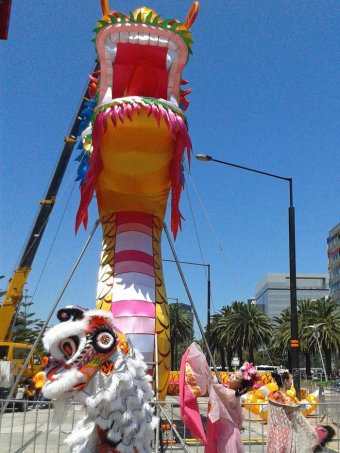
[
  {"left": 42, "top": 2, "right": 199, "bottom": 452},
  {"left": 75, "top": 1, "right": 199, "bottom": 399}
]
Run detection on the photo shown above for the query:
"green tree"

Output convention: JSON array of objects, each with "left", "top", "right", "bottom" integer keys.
[
  {"left": 273, "top": 298, "right": 340, "bottom": 376},
  {"left": 169, "top": 304, "right": 193, "bottom": 370},
  {"left": 211, "top": 306, "right": 236, "bottom": 370},
  {"left": 211, "top": 301, "right": 273, "bottom": 364},
  {"left": 12, "top": 299, "right": 45, "bottom": 354},
  {"left": 230, "top": 301, "right": 272, "bottom": 363},
  {"left": 273, "top": 300, "right": 320, "bottom": 375},
  {"left": 298, "top": 299, "right": 317, "bottom": 378},
  {"left": 272, "top": 309, "right": 292, "bottom": 369},
  {"left": 307, "top": 298, "right": 340, "bottom": 377}
]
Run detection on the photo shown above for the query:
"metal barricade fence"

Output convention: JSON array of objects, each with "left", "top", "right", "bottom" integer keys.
[
  {"left": 0, "top": 399, "right": 84, "bottom": 453},
  {"left": 0, "top": 398, "right": 340, "bottom": 452}
]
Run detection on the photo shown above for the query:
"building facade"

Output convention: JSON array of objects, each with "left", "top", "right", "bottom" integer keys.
[
  {"left": 255, "top": 273, "right": 329, "bottom": 318},
  {"left": 327, "top": 222, "right": 340, "bottom": 304}
]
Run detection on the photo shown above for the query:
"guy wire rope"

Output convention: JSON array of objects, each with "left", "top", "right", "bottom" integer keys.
[
  {"left": 163, "top": 223, "right": 221, "bottom": 380},
  {"left": 0, "top": 220, "right": 100, "bottom": 416},
  {"left": 185, "top": 167, "right": 277, "bottom": 366}
]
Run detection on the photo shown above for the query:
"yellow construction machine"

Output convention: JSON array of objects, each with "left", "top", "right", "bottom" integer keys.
[{"left": 0, "top": 70, "right": 96, "bottom": 403}]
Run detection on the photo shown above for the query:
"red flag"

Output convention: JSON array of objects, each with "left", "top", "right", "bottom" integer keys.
[{"left": 0, "top": 0, "right": 12, "bottom": 40}]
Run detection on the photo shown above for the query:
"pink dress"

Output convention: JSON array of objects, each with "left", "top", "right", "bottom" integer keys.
[
  {"left": 205, "top": 383, "right": 244, "bottom": 453},
  {"left": 266, "top": 392, "right": 318, "bottom": 453},
  {"left": 179, "top": 343, "right": 245, "bottom": 453}
]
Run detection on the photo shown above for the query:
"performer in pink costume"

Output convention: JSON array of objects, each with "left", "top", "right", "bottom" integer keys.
[
  {"left": 207, "top": 364, "right": 256, "bottom": 453},
  {"left": 207, "top": 380, "right": 246, "bottom": 453},
  {"left": 267, "top": 371, "right": 335, "bottom": 453},
  {"left": 179, "top": 343, "right": 256, "bottom": 453}
]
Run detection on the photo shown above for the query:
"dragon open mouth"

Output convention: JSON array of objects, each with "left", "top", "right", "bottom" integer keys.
[
  {"left": 112, "top": 43, "right": 168, "bottom": 99},
  {"left": 97, "top": 23, "right": 188, "bottom": 109},
  {"left": 75, "top": 8, "right": 196, "bottom": 235}
]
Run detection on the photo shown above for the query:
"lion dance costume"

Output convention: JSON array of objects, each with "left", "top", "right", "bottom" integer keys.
[{"left": 43, "top": 306, "right": 158, "bottom": 452}]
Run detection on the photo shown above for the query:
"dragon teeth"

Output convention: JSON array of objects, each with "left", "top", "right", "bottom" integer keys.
[
  {"left": 128, "top": 32, "right": 139, "bottom": 44},
  {"left": 169, "top": 95, "right": 179, "bottom": 107},
  {"left": 158, "top": 36, "right": 169, "bottom": 47},
  {"left": 149, "top": 35, "right": 158, "bottom": 46},
  {"left": 166, "top": 49, "right": 177, "bottom": 70},
  {"left": 138, "top": 32, "right": 149, "bottom": 45},
  {"left": 119, "top": 31, "right": 129, "bottom": 43},
  {"left": 102, "top": 31, "right": 181, "bottom": 106},
  {"left": 105, "top": 42, "right": 117, "bottom": 62}
]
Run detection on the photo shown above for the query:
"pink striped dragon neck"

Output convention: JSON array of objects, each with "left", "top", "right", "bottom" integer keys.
[{"left": 97, "top": 211, "right": 168, "bottom": 394}]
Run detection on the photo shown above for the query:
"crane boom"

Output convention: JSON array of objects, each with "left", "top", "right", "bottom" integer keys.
[{"left": 0, "top": 62, "right": 98, "bottom": 342}]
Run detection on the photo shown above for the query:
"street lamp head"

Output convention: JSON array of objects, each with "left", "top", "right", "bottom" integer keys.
[{"left": 195, "top": 154, "right": 213, "bottom": 162}]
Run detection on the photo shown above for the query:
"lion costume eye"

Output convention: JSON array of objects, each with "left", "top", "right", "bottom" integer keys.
[
  {"left": 92, "top": 329, "right": 117, "bottom": 353},
  {"left": 60, "top": 336, "right": 80, "bottom": 359},
  {"left": 57, "top": 306, "right": 86, "bottom": 322}
]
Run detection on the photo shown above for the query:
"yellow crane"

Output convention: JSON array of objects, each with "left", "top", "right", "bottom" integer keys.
[{"left": 0, "top": 65, "right": 97, "bottom": 395}]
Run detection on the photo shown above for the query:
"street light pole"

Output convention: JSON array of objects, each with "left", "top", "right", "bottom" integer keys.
[
  {"left": 196, "top": 153, "right": 300, "bottom": 396},
  {"left": 288, "top": 181, "right": 299, "bottom": 392},
  {"left": 163, "top": 259, "right": 211, "bottom": 330},
  {"left": 176, "top": 299, "right": 179, "bottom": 369},
  {"left": 167, "top": 298, "right": 179, "bottom": 369},
  {"left": 163, "top": 259, "right": 211, "bottom": 363},
  {"left": 163, "top": 225, "right": 221, "bottom": 377}
]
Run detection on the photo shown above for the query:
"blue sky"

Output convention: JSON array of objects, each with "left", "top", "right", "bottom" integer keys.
[{"left": 1, "top": 1, "right": 339, "bottom": 337}]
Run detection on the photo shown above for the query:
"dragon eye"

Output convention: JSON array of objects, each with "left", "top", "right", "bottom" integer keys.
[
  {"left": 93, "top": 329, "right": 117, "bottom": 353},
  {"left": 60, "top": 336, "right": 79, "bottom": 359}
]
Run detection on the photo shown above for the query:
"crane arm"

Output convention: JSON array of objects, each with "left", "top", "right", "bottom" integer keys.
[{"left": 0, "top": 61, "right": 98, "bottom": 342}]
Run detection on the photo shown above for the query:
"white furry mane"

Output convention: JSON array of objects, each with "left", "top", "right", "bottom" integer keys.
[
  {"left": 42, "top": 310, "right": 158, "bottom": 453},
  {"left": 69, "top": 346, "right": 158, "bottom": 453}
]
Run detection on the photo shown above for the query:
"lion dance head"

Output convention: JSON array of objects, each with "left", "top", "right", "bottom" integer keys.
[{"left": 42, "top": 306, "right": 158, "bottom": 452}]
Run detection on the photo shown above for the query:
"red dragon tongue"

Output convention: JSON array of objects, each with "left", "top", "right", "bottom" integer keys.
[
  {"left": 125, "top": 61, "right": 159, "bottom": 97},
  {"left": 112, "top": 43, "right": 169, "bottom": 99}
]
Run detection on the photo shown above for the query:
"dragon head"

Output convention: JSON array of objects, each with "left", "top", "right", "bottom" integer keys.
[
  {"left": 95, "top": 2, "right": 199, "bottom": 110},
  {"left": 75, "top": 3, "right": 200, "bottom": 238}
]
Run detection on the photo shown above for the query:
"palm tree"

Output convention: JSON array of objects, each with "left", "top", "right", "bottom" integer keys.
[
  {"left": 169, "top": 304, "right": 192, "bottom": 370},
  {"left": 272, "top": 309, "right": 292, "bottom": 369},
  {"left": 298, "top": 299, "right": 317, "bottom": 378},
  {"left": 274, "top": 299, "right": 340, "bottom": 376},
  {"left": 230, "top": 302, "right": 273, "bottom": 363},
  {"left": 211, "top": 308, "right": 234, "bottom": 370},
  {"left": 212, "top": 301, "right": 273, "bottom": 364},
  {"left": 307, "top": 298, "right": 340, "bottom": 376}
]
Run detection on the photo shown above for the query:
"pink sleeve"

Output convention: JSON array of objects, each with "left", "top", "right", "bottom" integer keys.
[{"left": 212, "top": 384, "right": 238, "bottom": 410}]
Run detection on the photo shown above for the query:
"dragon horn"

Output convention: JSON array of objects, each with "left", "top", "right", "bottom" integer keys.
[
  {"left": 100, "top": 0, "right": 110, "bottom": 16},
  {"left": 184, "top": 1, "right": 200, "bottom": 29}
]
